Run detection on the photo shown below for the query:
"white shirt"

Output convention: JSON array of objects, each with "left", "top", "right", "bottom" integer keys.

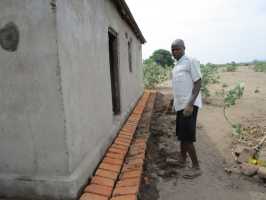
[{"left": 171, "top": 55, "right": 203, "bottom": 111}]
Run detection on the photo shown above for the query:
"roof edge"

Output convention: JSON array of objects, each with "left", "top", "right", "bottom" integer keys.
[{"left": 111, "top": 0, "right": 146, "bottom": 44}]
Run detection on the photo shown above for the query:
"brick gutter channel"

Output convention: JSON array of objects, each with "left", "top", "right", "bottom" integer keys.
[{"left": 79, "top": 90, "right": 156, "bottom": 200}]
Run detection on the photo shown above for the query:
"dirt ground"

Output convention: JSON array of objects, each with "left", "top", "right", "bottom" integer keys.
[{"left": 140, "top": 66, "right": 266, "bottom": 200}]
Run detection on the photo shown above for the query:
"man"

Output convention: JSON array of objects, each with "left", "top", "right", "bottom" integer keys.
[{"left": 171, "top": 39, "right": 202, "bottom": 178}]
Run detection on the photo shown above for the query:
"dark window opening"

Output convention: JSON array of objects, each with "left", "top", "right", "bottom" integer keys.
[
  {"left": 108, "top": 28, "right": 121, "bottom": 115},
  {"left": 128, "top": 39, "right": 133, "bottom": 72}
]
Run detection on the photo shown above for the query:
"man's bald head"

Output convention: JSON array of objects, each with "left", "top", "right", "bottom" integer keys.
[
  {"left": 171, "top": 39, "right": 185, "bottom": 50},
  {"left": 171, "top": 39, "right": 185, "bottom": 60}
]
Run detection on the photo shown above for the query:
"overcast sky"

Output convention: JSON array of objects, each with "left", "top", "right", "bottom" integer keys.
[{"left": 125, "top": 0, "right": 266, "bottom": 64}]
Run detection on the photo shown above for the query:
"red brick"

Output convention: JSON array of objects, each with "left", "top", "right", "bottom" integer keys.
[
  {"left": 116, "top": 178, "right": 140, "bottom": 187},
  {"left": 120, "top": 130, "right": 134, "bottom": 135},
  {"left": 80, "top": 193, "right": 108, "bottom": 200},
  {"left": 95, "top": 169, "right": 118, "bottom": 180},
  {"left": 122, "top": 163, "right": 143, "bottom": 172},
  {"left": 111, "top": 143, "right": 128, "bottom": 151},
  {"left": 117, "top": 135, "right": 132, "bottom": 140},
  {"left": 111, "top": 195, "right": 137, "bottom": 200},
  {"left": 108, "top": 147, "right": 127, "bottom": 155},
  {"left": 118, "top": 133, "right": 133, "bottom": 138},
  {"left": 131, "top": 143, "right": 146, "bottom": 149},
  {"left": 119, "top": 131, "right": 134, "bottom": 137},
  {"left": 113, "top": 185, "right": 139, "bottom": 196},
  {"left": 115, "top": 138, "right": 131, "bottom": 143},
  {"left": 120, "top": 170, "right": 142, "bottom": 179},
  {"left": 129, "top": 146, "right": 146, "bottom": 152},
  {"left": 127, "top": 119, "right": 139, "bottom": 124},
  {"left": 114, "top": 140, "right": 131, "bottom": 147},
  {"left": 126, "top": 121, "right": 138, "bottom": 126},
  {"left": 99, "top": 162, "right": 121, "bottom": 173},
  {"left": 91, "top": 176, "right": 115, "bottom": 187},
  {"left": 106, "top": 153, "right": 125, "bottom": 160},
  {"left": 121, "top": 127, "right": 136, "bottom": 133},
  {"left": 84, "top": 184, "right": 112, "bottom": 197},
  {"left": 124, "top": 123, "right": 137, "bottom": 128},
  {"left": 127, "top": 154, "right": 145, "bottom": 161},
  {"left": 125, "top": 159, "right": 144, "bottom": 166},
  {"left": 134, "top": 138, "right": 146, "bottom": 143},
  {"left": 103, "top": 157, "right": 123, "bottom": 166}
]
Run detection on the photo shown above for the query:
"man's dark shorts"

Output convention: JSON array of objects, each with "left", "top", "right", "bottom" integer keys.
[{"left": 176, "top": 106, "right": 198, "bottom": 142}]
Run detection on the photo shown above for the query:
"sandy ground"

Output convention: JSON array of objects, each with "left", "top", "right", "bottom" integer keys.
[{"left": 140, "top": 66, "right": 266, "bottom": 200}]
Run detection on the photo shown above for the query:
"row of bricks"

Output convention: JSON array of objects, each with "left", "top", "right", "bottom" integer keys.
[
  {"left": 110, "top": 92, "right": 156, "bottom": 199},
  {"left": 110, "top": 137, "right": 148, "bottom": 199},
  {"left": 79, "top": 91, "right": 151, "bottom": 200}
]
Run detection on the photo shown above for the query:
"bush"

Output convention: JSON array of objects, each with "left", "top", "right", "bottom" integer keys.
[
  {"left": 200, "top": 63, "right": 220, "bottom": 97},
  {"left": 143, "top": 60, "right": 171, "bottom": 88},
  {"left": 223, "top": 82, "right": 245, "bottom": 136},
  {"left": 254, "top": 62, "right": 266, "bottom": 72},
  {"left": 225, "top": 64, "right": 238, "bottom": 72}
]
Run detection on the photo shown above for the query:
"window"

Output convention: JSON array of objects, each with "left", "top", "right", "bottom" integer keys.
[
  {"left": 128, "top": 38, "right": 133, "bottom": 72},
  {"left": 108, "top": 28, "right": 121, "bottom": 115}
]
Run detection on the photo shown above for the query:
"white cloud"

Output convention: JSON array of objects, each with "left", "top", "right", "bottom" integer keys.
[{"left": 125, "top": 0, "right": 266, "bottom": 63}]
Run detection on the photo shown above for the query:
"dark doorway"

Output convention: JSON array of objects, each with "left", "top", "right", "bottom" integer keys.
[{"left": 108, "top": 28, "right": 121, "bottom": 115}]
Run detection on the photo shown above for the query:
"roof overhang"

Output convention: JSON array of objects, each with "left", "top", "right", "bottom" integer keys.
[{"left": 111, "top": 0, "right": 146, "bottom": 44}]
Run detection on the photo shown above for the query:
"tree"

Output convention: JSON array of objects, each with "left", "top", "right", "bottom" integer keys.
[{"left": 149, "top": 49, "right": 174, "bottom": 68}]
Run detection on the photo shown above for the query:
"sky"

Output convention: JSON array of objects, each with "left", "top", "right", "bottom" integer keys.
[{"left": 125, "top": 0, "right": 266, "bottom": 64}]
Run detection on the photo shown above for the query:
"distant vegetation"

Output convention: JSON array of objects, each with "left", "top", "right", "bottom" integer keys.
[
  {"left": 254, "top": 61, "right": 266, "bottom": 72},
  {"left": 143, "top": 52, "right": 266, "bottom": 89},
  {"left": 148, "top": 49, "right": 174, "bottom": 68},
  {"left": 143, "top": 59, "right": 171, "bottom": 88},
  {"left": 143, "top": 49, "right": 173, "bottom": 88}
]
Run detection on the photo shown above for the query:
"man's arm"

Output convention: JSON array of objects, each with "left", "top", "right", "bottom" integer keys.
[
  {"left": 183, "top": 79, "right": 201, "bottom": 116},
  {"left": 188, "top": 79, "right": 201, "bottom": 106}
]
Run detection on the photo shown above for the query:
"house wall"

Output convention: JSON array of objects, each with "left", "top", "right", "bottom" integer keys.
[
  {"left": 0, "top": 0, "right": 69, "bottom": 199},
  {"left": 0, "top": 0, "right": 144, "bottom": 199},
  {"left": 56, "top": 0, "right": 144, "bottom": 196}
]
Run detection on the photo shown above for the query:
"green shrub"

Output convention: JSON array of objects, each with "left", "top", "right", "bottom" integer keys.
[
  {"left": 200, "top": 63, "right": 220, "bottom": 97},
  {"left": 143, "top": 61, "right": 171, "bottom": 89},
  {"left": 223, "top": 82, "right": 245, "bottom": 136},
  {"left": 254, "top": 62, "right": 266, "bottom": 72},
  {"left": 225, "top": 64, "right": 238, "bottom": 72}
]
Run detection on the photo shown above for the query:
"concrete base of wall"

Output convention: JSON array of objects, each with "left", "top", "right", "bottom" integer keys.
[{"left": 0, "top": 93, "right": 143, "bottom": 200}]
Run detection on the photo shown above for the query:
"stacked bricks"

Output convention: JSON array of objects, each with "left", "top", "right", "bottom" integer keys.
[
  {"left": 80, "top": 91, "right": 152, "bottom": 200},
  {"left": 111, "top": 91, "right": 156, "bottom": 200}
]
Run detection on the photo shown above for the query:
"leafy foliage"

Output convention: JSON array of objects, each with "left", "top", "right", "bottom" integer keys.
[
  {"left": 223, "top": 82, "right": 245, "bottom": 136},
  {"left": 224, "top": 82, "right": 245, "bottom": 107},
  {"left": 149, "top": 49, "right": 174, "bottom": 68},
  {"left": 200, "top": 63, "right": 220, "bottom": 97},
  {"left": 225, "top": 64, "right": 238, "bottom": 72},
  {"left": 254, "top": 62, "right": 266, "bottom": 72},
  {"left": 220, "top": 61, "right": 240, "bottom": 72},
  {"left": 143, "top": 60, "right": 171, "bottom": 88}
]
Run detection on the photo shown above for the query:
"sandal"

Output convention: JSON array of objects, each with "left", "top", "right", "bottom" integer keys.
[
  {"left": 166, "top": 158, "right": 187, "bottom": 168},
  {"left": 183, "top": 168, "right": 202, "bottom": 179}
]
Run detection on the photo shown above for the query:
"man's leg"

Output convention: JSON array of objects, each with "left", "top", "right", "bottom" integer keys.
[
  {"left": 182, "top": 142, "right": 202, "bottom": 179},
  {"left": 180, "top": 142, "right": 187, "bottom": 163},
  {"left": 186, "top": 142, "right": 200, "bottom": 169}
]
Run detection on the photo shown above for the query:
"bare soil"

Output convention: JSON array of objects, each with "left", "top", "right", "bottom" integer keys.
[{"left": 140, "top": 66, "right": 266, "bottom": 200}]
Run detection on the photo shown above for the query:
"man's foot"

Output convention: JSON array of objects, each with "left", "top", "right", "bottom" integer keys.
[
  {"left": 166, "top": 158, "right": 187, "bottom": 168},
  {"left": 183, "top": 168, "right": 202, "bottom": 179},
  {"left": 176, "top": 161, "right": 187, "bottom": 168}
]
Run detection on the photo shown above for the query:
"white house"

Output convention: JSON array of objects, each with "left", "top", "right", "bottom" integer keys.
[{"left": 0, "top": 0, "right": 145, "bottom": 199}]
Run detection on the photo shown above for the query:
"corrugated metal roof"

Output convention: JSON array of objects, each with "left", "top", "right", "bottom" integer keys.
[{"left": 111, "top": 0, "right": 146, "bottom": 44}]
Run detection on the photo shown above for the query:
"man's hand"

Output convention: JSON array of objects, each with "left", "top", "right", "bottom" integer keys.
[{"left": 183, "top": 105, "right": 193, "bottom": 117}]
